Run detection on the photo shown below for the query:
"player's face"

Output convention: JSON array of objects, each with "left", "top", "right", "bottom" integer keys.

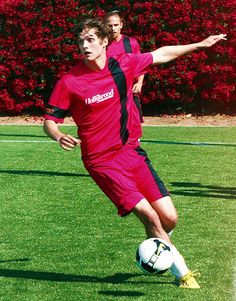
[
  {"left": 105, "top": 16, "right": 123, "bottom": 41},
  {"left": 78, "top": 28, "right": 108, "bottom": 62}
]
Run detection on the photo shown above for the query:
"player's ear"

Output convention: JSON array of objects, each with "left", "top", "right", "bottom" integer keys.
[{"left": 104, "top": 37, "right": 109, "bottom": 47}]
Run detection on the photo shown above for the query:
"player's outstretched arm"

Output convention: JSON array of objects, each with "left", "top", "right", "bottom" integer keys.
[
  {"left": 43, "top": 119, "right": 80, "bottom": 151},
  {"left": 151, "top": 34, "right": 227, "bottom": 65}
]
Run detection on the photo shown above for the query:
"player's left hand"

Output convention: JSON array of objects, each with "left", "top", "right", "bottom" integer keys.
[
  {"left": 199, "top": 34, "right": 227, "bottom": 48},
  {"left": 132, "top": 82, "right": 142, "bottom": 93}
]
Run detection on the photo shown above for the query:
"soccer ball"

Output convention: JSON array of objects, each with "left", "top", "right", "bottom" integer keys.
[{"left": 136, "top": 238, "right": 174, "bottom": 275}]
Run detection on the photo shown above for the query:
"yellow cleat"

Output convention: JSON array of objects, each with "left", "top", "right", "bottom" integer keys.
[{"left": 176, "top": 270, "right": 201, "bottom": 289}]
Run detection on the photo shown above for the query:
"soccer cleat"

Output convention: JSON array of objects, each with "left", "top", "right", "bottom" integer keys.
[{"left": 176, "top": 270, "right": 201, "bottom": 289}]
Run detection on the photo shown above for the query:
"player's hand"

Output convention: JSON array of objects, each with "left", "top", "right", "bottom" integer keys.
[
  {"left": 57, "top": 134, "right": 80, "bottom": 151},
  {"left": 198, "top": 34, "right": 227, "bottom": 48},
  {"left": 132, "top": 82, "right": 142, "bottom": 93}
]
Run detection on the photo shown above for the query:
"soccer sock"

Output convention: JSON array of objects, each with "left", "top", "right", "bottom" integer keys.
[{"left": 170, "top": 245, "right": 189, "bottom": 278}]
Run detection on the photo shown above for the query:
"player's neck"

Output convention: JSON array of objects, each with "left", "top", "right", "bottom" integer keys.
[
  {"left": 114, "top": 34, "right": 122, "bottom": 42},
  {"left": 84, "top": 54, "right": 107, "bottom": 72}
]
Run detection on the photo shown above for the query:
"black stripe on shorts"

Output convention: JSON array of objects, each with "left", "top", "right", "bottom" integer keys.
[{"left": 135, "top": 146, "right": 169, "bottom": 197}]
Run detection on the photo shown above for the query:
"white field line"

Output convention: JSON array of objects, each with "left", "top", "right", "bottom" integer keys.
[
  {"left": 0, "top": 140, "right": 236, "bottom": 146},
  {"left": 142, "top": 124, "right": 235, "bottom": 127},
  {"left": 0, "top": 140, "right": 54, "bottom": 143},
  {"left": 0, "top": 124, "right": 235, "bottom": 128}
]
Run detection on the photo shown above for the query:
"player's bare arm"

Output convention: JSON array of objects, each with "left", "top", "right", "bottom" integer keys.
[
  {"left": 132, "top": 74, "right": 145, "bottom": 93},
  {"left": 43, "top": 119, "right": 80, "bottom": 151},
  {"left": 151, "top": 34, "right": 227, "bottom": 65}
]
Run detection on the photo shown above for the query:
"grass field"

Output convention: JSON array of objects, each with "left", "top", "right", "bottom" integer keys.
[{"left": 0, "top": 125, "right": 235, "bottom": 301}]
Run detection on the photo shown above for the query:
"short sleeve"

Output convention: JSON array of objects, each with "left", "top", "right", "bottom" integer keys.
[
  {"left": 44, "top": 78, "right": 71, "bottom": 123},
  {"left": 131, "top": 38, "right": 141, "bottom": 54},
  {"left": 128, "top": 53, "right": 153, "bottom": 78}
]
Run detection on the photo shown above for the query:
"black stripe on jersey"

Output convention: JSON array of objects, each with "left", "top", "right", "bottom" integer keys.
[
  {"left": 135, "top": 146, "right": 170, "bottom": 197},
  {"left": 108, "top": 57, "right": 129, "bottom": 145},
  {"left": 45, "top": 105, "right": 67, "bottom": 119},
  {"left": 123, "top": 37, "right": 143, "bottom": 122},
  {"left": 123, "top": 36, "right": 133, "bottom": 53},
  {"left": 133, "top": 94, "right": 143, "bottom": 122}
]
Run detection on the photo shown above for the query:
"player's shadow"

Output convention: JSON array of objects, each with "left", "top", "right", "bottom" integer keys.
[
  {"left": 141, "top": 139, "right": 236, "bottom": 147},
  {"left": 0, "top": 169, "right": 90, "bottom": 177},
  {"left": 0, "top": 133, "right": 48, "bottom": 138},
  {"left": 170, "top": 182, "right": 236, "bottom": 200},
  {"left": 0, "top": 258, "right": 31, "bottom": 263},
  {"left": 0, "top": 268, "right": 171, "bottom": 285}
]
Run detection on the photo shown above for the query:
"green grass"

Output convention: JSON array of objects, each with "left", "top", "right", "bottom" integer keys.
[{"left": 0, "top": 125, "right": 235, "bottom": 301}]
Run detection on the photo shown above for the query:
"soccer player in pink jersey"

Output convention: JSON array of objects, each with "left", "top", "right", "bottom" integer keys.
[
  {"left": 104, "top": 10, "right": 144, "bottom": 123},
  {"left": 104, "top": 10, "right": 144, "bottom": 94},
  {"left": 43, "top": 18, "right": 226, "bottom": 288}
]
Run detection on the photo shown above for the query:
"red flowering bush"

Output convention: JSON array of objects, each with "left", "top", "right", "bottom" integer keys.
[{"left": 0, "top": 0, "right": 235, "bottom": 115}]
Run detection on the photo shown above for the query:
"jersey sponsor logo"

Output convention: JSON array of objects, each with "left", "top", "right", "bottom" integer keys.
[{"left": 85, "top": 89, "right": 114, "bottom": 105}]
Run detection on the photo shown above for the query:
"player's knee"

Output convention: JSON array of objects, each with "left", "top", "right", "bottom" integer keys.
[
  {"left": 168, "top": 213, "right": 178, "bottom": 228},
  {"left": 164, "top": 212, "right": 178, "bottom": 231}
]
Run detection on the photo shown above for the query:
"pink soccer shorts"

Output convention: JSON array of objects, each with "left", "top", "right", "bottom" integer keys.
[{"left": 85, "top": 146, "right": 169, "bottom": 216}]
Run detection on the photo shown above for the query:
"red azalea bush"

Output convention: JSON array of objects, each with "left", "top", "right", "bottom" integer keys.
[{"left": 0, "top": 0, "right": 235, "bottom": 115}]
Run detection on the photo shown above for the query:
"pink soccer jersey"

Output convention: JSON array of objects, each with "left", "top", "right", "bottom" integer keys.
[
  {"left": 107, "top": 34, "right": 140, "bottom": 56},
  {"left": 107, "top": 34, "right": 147, "bottom": 126},
  {"left": 44, "top": 53, "right": 153, "bottom": 164}
]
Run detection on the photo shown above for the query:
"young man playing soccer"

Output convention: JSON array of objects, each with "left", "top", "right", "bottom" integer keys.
[
  {"left": 43, "top": 18, "right": 226, "bottom": 288},
  {"left": 104, "top": 10, "right": 144, "bottom": 122},
  {"left": 104, "top": 10, "right": 144, "bottom": 93}
]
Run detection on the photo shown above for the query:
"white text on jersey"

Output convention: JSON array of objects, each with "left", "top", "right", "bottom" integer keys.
[{"left": 85, "top": 89, "right": 114, "bottom": 105}]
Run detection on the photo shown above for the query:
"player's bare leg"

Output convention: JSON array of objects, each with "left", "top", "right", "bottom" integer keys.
[
  {"left": 133, "top": 198, "right": 200, "bottom": 288},
  {"left": 150, "top": 196, "right": 178, "bottom": 234},
  {"left": 133, "top": 198, "right": 171, "bottom": 243}
]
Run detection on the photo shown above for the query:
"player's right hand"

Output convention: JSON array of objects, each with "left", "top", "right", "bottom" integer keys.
[{"left": 57, "top": 134, "right": 81, "bottom": 151}]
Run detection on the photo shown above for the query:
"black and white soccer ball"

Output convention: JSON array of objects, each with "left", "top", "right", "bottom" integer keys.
[{"left": 136, "top": 238, "right": 174, "bottom": 275}]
